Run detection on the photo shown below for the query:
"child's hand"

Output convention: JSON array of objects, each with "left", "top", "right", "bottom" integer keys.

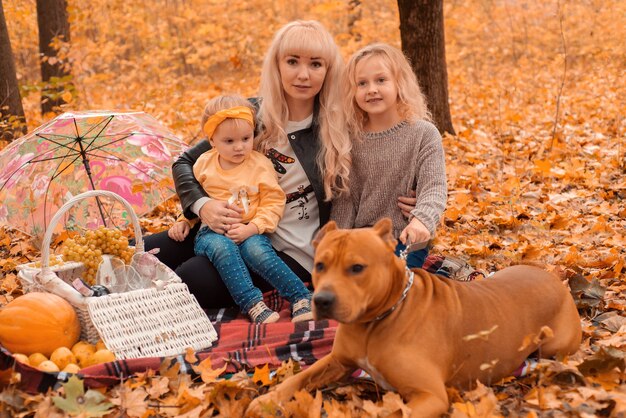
[
  {"left": 397, "top": 189, "right": 417, "bottom": 219},
  {"left": 399, "top": 218, "right": 430, "bottom": 246},
  {"left": 168, "top": 220, "right": 190, "bottom": 242},
  {"left": 226, "top": 223, "right": 259, "bottom": 244}
]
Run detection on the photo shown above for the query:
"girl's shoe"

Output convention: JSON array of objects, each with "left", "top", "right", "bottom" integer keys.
[
  {"left": 291, "top": 299, "right": 314, "bottom": 322},
  {"left": 248, "top": 301, "right": 280, "bottom": 324}
]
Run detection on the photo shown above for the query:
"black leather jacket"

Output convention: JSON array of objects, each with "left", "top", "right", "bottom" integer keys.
[{"left": 172, "top": 118, "right": 331, "bottom": 228}]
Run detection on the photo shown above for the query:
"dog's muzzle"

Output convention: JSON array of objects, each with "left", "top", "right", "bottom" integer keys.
[{"left": 313, "top": 290, "right": 336, "bottom": 318}]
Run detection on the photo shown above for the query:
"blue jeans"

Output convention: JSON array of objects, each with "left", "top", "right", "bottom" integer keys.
[
  {"left": 194, "top": 227, "right": 311, "bottom": 312},
  {"left": 395, "top": 240, "right": 429, "bottom": 269}
]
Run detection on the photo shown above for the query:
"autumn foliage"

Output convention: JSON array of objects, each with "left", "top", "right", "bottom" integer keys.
[{"left": 1, "top": 0, "right": 625, "bottom": 416}]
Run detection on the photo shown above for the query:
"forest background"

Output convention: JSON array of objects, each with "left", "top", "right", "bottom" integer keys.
[{"left": 0, "top": 0, "right": 625, "bottom": 416}]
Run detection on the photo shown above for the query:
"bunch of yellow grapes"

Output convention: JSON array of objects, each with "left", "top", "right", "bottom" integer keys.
[
  {"left": 60, "top": 226, "right": 134, "bottom": 285},
  {"left": 31, "top": 256, "right": 63, "bottom": 268}
]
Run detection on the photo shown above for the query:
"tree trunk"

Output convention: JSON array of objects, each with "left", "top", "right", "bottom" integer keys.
[
  {"left": 0, "top": 1, "right": 26, "bottom": 140},
  {"left": 397, "top": 0, "right": 455, "bottom": 135},
  {"left": 348, "top": 0, "right": 362, "bottom": 41},
  {"left": 36, "top": 0, "right": 71, "bottom": 115}
]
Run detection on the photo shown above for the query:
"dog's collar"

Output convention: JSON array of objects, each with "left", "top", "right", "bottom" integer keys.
[{"left": 374, "top": 268, "right": 414, "bottom": 321}]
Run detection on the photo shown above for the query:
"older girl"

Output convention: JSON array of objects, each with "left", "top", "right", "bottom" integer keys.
[{"left": 331, "top": 43, "right": 447, "bottom": 268}]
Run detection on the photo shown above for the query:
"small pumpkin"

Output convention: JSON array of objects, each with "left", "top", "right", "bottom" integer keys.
[
  {"left": 37, "top": 360, "right": 60, "bottom": 372},
  {"left": 62, "top": 363, "right": 80, "bottom": 373},
  {"left": 27, "top": 352, "right": 48, "bottom": 367},
  {"left": 37, "top": 360, "right": 61, "bottom": 372},
  {"left": 50, "top": 346, "right": 76, "bottom": 370},
  {"left": 12, "top": 353, "right": 30, "bottom": 365},
  {"left": 0, "top": 293, "right": 81, "bottom": 357},
  {"left": 89, "top": 349, "right": 116, "bottom": 366},
  {"left": 71, "top": 341, "right": 96, "bottom": 367}
]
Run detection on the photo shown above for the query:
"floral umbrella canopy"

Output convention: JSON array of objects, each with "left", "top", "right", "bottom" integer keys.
[{"left": 0, "top": 111, "right": 188, "bottom": 237}]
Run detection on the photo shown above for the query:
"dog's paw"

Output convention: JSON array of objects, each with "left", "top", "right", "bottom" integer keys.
[{"left": 244, "top": 393, "right": 283, "bottom": 418}]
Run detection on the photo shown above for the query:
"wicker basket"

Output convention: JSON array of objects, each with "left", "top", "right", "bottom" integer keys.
[
  {"left": 33, "top": 190, "right": 217, "bottom": 359},
  {"left": 17, "top": 256, "right": 84, "bottom": 293}
]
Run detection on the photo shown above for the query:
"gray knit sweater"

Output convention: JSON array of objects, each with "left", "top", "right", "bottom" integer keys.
[{"left": 331, "top": 120, "right": 447, "bottom": 239}]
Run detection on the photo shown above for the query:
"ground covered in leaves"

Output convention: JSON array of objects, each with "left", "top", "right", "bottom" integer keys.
[{"left": 1, "top": 0, "right": 625, "bottom": 416}]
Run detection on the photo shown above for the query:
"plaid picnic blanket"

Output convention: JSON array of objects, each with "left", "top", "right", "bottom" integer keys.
[
  {"left": 0, "top": 306, "right": 338, "bottom": 393},
  {"left": 1, "top": 254, "right": 485, "bottom": 393}
]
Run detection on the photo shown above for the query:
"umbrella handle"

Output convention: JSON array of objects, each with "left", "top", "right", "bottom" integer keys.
[{"left": 40, "top": 190, "right": 145, "bottom": 278}]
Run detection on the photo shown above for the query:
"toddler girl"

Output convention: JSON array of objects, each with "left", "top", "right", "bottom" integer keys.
[{"left": 174, "top": 95, "right": 313, "bottom": 323}]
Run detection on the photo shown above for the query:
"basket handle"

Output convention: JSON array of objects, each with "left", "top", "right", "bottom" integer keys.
[{"left": 40, "top": 190, "right": 145, "bottom": 276}]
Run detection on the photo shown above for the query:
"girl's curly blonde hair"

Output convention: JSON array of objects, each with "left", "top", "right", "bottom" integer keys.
[{"left": 344, "top": 43, "right": 431, "bottom": 138}]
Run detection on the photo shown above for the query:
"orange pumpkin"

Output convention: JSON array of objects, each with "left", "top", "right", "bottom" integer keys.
[{"left": 0, "top": 293, "right": 81, "bottom": 357}]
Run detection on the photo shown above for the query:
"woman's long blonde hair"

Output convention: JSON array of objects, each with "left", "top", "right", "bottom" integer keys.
[
  {"left": 343, "top": 43, "right": 431, "bottom": 138},
  {"left": 257, "top": 20, "right": 351, "bottom": 200}
]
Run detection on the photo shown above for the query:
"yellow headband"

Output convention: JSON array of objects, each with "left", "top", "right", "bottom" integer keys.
[{"left": 203, "top": 106, "right": 254, "bottom": 140}]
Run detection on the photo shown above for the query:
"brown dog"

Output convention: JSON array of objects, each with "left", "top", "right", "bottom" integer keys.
[{"left": 246, "top": 219, "right": 581, "bottom": 417}]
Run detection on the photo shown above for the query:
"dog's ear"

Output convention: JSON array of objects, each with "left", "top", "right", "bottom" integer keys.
[
  {"left": 373, "top": 218, "right": 396, "bottom": 248},
  {"left": 312, "top": 221, "right": 337, "bottom": 248}
]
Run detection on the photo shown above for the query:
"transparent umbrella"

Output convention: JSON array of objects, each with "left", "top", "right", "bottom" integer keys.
[{"left": 0, "top": 110, "right": 188, "bottom": 236}]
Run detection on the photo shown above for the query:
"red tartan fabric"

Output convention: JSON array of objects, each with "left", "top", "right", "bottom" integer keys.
[
  {"left": 0, "top": 254, "right": 462, "bottom": 394},
  {"left": 0, "top": 306, "right": 338, "bottom": 393}
]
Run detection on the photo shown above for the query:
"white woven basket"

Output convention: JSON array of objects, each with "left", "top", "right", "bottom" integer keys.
[
  {"left": 17, "top": 256, "right": 84, "bottom": 293},
  {"left": 34, "top": 190, "right": 217, "bottom": 359}
]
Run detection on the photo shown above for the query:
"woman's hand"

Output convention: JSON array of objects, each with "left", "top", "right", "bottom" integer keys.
[
  {"left": 399, "top": 217, "right": 430, "bottom": 246},
  {"left": 397, "top": 189, "right": 417, "bottom": 219},
  {"left": 199, "top": 200, "right": 243, "bottom": 234},
  {"left": 168, "top": 221, "right": 190, "bottom": 242},
  {"left": 226, "top": 223, "right": 258, "bottom": 244}
]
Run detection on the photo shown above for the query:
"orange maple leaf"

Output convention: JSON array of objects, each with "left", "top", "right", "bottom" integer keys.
[
  {"left": 191, "top": 357, "right": 227, "bottom": 384},
  {"left": 159, "top": 357, "right": 181, "bottom": 381},
  {"left": 252, "top": 364, "right": 273, "bottom": 387},
  {"left": 533, "top": 159, "right": 552, "bottom": 175},
  {"left": 184, "top": 347, "right": 198, "bottom": 364}
]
